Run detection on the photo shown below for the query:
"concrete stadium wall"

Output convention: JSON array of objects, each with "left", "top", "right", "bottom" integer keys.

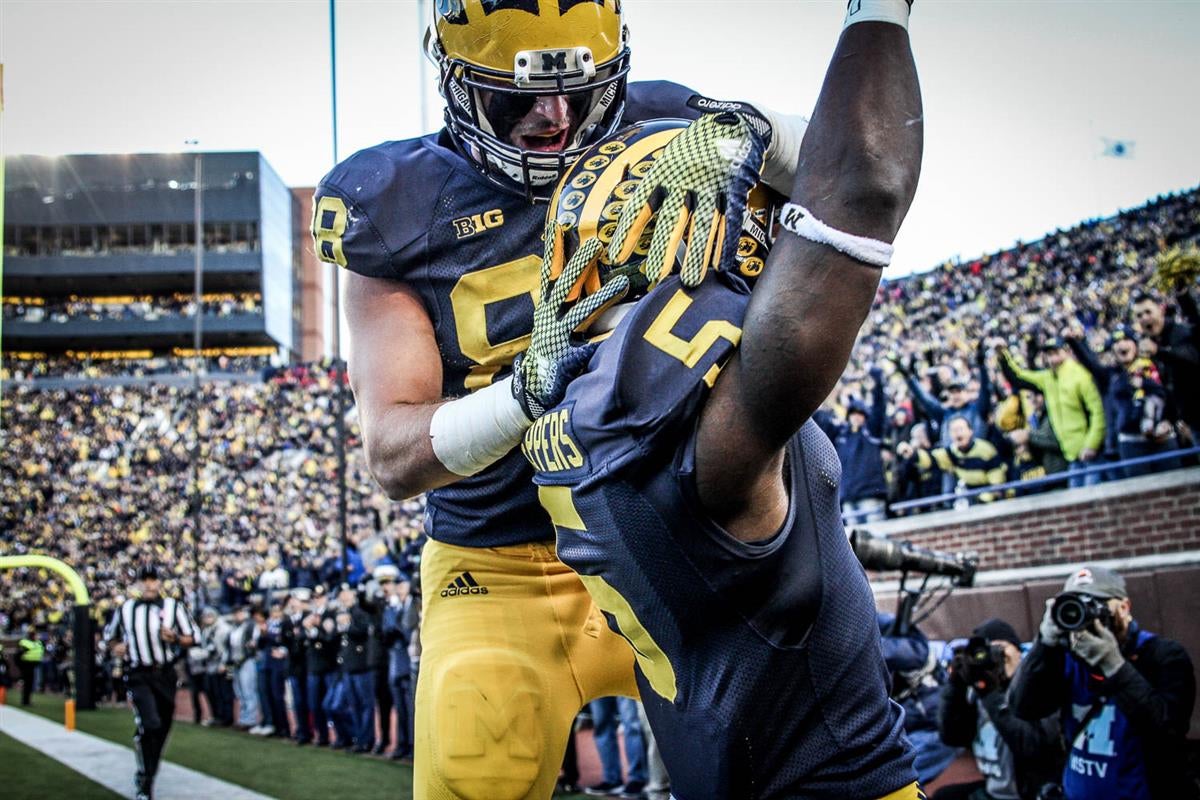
[{"left": 862, "top": 467, "right": 1200, "bottom": 738}]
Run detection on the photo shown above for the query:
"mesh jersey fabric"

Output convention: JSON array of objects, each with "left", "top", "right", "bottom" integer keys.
[
  {"left": 529, "top": 273, "right": 917, "bottom": 798},
  {"left": 313, "top": 80, "right": 699, "bottom": 548}
]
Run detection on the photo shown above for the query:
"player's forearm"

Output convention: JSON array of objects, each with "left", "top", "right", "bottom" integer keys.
[
  {"left": 740, "top": 20, "right": 922, "bottom": 446},
  {"left": 359, "top": 401, "right": 459, "bottom": 500}
]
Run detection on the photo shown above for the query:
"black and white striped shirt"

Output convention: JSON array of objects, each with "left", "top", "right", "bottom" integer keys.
[{"left": 104, "top": 596, "right": 198, "bottom": 669}]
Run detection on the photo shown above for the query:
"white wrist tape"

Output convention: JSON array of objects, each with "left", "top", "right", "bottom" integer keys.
[
  {"left": 759, "top": 106, "right": 809, "bottom": 194},
  {"left": 779, "top": 203, "right": 894, "bottom": 268},
  {"left": 844, "top": 0, "right": 911, "bottom": 30},
  {"left": 429, "top": 376, "right": 532, "bottom": 477}
]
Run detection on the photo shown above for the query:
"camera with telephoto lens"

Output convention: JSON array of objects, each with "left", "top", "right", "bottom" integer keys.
[
  {"left": 952, "top": 635, "right": 1006, "bottom": 692},
  {"left": 1050, "top": 591, "right": 1113, "bottom": 633}
]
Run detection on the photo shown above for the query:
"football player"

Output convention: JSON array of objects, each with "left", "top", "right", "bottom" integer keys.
[
  {"left": 515, "top": 2, "right": 924, "bottom": 798},
  {"left": 316, "top": 2, "right": 807, "bottom": 798}
]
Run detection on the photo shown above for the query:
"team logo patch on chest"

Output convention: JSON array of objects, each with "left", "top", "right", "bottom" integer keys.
[{"left": 452, "top": 208, "right": 506, "bottom": 239}]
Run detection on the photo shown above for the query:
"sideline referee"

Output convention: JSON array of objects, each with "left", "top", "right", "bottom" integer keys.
[{"left": 104, "top": 565, "right": 197, "bottom": 800}]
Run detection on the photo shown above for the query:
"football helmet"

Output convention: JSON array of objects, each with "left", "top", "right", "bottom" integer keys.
[
  {"left": 544, "top": 118, "right": 780, "bottom": 316},
  {"left": 426, "top": 0, "right": 631, "bottom": 202}
]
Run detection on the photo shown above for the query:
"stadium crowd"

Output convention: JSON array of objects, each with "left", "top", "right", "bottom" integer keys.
[
  {"left": 1, "top": 360, "right": 425, "bottom": 631},
  {"left": 3, "top": 292, "right": 264, "bottom": 324},
  {"left": 826, "top": 187, "right": 1199, "bottom": 520},
  {"left": 2, "top": 187, "right": 1197, "bottom": 799},
  {"left": 3, "top": 188, "right": 1198, "bottom": 627}
]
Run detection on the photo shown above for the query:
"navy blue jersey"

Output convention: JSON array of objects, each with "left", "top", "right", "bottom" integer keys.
[
  {"left": 524, "top": 274, "right": 916, "bottom": 799},
  {"left": 314, "top": 81, "right": 699, "bottom": 548}
]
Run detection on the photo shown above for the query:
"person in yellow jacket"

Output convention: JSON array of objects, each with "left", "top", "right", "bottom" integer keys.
[
  {"left": 18, "top": 625, "right": 45, "bottom": 707},
  {"left": 999, "top": 337, "right": 1106, "bottom": 488}
]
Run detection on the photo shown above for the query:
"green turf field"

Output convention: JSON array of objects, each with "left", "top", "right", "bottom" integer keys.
[
  {"left": 0, "top": 729, "right": 124, "bottom": 799},
  {"left": 12, "top": 693, "right": 591, "bottom": 800}
]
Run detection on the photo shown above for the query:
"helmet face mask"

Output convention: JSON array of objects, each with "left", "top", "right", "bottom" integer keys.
[{"left": 427, "top": 0, "right": 631, "bottom": 202}]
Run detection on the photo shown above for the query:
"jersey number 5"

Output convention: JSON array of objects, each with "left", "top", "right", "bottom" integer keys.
[{"left": 643, "top": 289, "right": 742, "bottom": 387}]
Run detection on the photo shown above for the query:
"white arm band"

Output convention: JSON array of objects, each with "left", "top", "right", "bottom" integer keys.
[
  {"left": 779, "top": 203, "right": 894, "bottom": 268},
  {"left": 844, "top": 0, "right": 911, "bottom": 30},
  {"left": 759, "top": 106, "right": 809, "bottom": 194},
  {"left": 429, "top": 376, "right": 532, "bottom": 477}
]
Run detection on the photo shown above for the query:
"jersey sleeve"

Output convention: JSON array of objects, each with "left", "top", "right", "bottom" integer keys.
[
  {"left": 311, "top": 141, "right": 443, "bottom": 281},
  {"left": 624, "top": 80, "right": 703, "bottom": 123},
  {"left": 526, "top": 273, "right": 750, "bottom": 486}
]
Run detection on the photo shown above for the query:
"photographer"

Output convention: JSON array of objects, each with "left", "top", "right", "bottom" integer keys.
[
  {"left": 1011, "top": 566, "right": 1197, "bottom": 800},
  {"left": 934, "top": 619, "right": 1062, "bottom": 800}
]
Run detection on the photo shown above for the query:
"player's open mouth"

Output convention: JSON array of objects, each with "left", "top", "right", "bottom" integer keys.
[{"left": 518, "top": 128, "right": 570, "bottom": 152}]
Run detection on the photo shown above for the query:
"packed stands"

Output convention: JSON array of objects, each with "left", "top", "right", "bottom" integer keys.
[{"left": 2, "top": 187, "right": 1198, "bottom": 629}]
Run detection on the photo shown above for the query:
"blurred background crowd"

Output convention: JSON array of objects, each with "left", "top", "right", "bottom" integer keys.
[
  {"left": 2, "top": 187, "right": 1197, "bottom": 631},
  {"left": 3, "top": 292, "right": 264, "bottom": 324},
  {"left": 2, "top": 187, "right": 1198, "bottom": 800}
]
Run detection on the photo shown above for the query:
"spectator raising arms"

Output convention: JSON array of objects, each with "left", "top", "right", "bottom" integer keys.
[
  {"left": 898, "top": 416, "right": 1009, "bottom": 504},
  {"left": 999, "top": 338, "right": 1106, "bottom": 488}
]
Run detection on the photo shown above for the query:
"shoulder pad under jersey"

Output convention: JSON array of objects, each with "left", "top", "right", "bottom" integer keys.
[{"left": 311, "top": 137, "right": 450, "bottom": 280}]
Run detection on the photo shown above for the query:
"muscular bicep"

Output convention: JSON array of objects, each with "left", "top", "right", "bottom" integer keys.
[
  {"left": 344, "top": 271, "right": 456, "bottom": 499},
  {"left": 345, "top": 271, "right": 442, "bottom": 409}
]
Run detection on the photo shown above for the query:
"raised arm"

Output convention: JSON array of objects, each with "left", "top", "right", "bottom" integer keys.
[
  {"left": 868, "top": 365, "right": 888, "bottom": 439},
  {"left": 999, "top": 348, "right": 1045, "bottom": 394},
  {"left": 973, "top": 342, "right": 994, "bottom": 419},
  {"left": 697, "top": 10, "right": 922, "bottom": 535},
  {"left": 1066, "top": 335, "right": 1107, "bottom": 389},
  {"left": 907, "top": 372, "right": 947, "bottom": 423}
]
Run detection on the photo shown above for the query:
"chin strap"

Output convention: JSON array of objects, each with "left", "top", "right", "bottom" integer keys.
[{"left": 779, "top": 203, "right": 894, "bottom": 268}]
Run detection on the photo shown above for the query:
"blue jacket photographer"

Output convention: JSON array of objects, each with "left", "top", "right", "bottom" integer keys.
[
  {"left": 1010, "top": 566, "right": 1197, "bottom": 800},
  {"left": 934, "top": 618, "right": 1063, "bottom": 800}
]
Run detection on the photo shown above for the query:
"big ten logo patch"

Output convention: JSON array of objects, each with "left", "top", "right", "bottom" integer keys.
[
  {"left": 453, "top": 209, "right": 506, "bottom": 240},
  {"left": 436, "top": 653, "right": 545, "bottom": 800}
]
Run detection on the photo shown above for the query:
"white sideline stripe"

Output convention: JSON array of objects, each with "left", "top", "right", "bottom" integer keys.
[{"left": 0, "top": 704, "right": 278, "bottom": 800}]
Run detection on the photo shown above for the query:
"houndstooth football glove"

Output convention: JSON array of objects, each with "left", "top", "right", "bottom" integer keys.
[
  {"left": 512, "top": 236, "right": 631, "bottom": 420},
  {"left": 608, "top": 99, "right": 772, "bottom": 289}
]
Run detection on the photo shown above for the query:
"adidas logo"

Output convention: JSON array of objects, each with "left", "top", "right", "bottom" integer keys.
[{"left": 441, "top": 571, "right": 489, "bottom": 598}]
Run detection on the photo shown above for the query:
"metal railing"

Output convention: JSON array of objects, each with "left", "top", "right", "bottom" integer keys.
[{"left": 843, "top": 446, "right": 1200, "bottom": 526}]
